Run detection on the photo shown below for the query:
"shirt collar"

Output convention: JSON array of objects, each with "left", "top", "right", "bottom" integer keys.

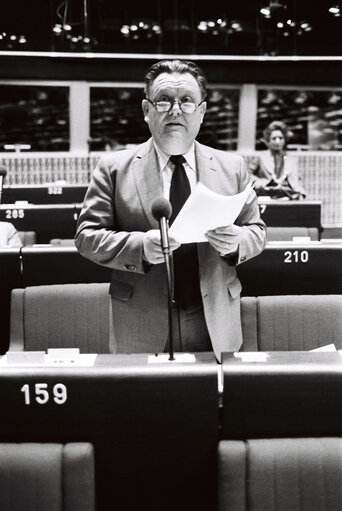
[{"left": 153, "top": 141, "right": 196, "bottom": 173}]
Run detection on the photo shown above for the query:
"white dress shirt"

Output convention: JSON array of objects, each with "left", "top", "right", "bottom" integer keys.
[{"left": 153, "top": 142, "right": 197, "bottom": 199}]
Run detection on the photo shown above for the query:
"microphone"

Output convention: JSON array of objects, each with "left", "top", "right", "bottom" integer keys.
[
  {"left": 151, "top": 197, "right": 175, "bottom": 361},
  {"left": 0, "top": 166, "right": 7, "bottom": 206},
  {"left": 151, "top": 197, "right": 172, "bottom": 255}
]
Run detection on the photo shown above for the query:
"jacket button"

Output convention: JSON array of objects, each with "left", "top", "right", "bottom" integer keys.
[
  {"left": 240, "top": 256, "right": 246, "bottom": 262},
  {"left": 125, "top": 264, "right": 136, "bottom": 271}
]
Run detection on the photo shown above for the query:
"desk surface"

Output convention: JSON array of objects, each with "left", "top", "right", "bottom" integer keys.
[
  {"left": 0, "top": 353, "right": 218, "bottom": 511},
  {"left": 222, "top": 351, "right": 342, "bottom": 439}
]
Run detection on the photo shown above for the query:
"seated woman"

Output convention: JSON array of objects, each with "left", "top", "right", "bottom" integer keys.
[
  {"left": 249, "top": 121, "right": 306, "bottom": 199},
  {"left": 0, "top": 221, "right": 23, "bottom": 247}
]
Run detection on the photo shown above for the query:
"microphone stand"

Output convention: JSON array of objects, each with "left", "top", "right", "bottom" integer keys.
[{"left": 159, "top": 217, "right": 175, "bottom": 361}]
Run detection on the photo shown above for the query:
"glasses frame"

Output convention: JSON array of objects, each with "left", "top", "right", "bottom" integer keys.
[{"left": 146, "top": 97, "right": 206, "bottom": 114}]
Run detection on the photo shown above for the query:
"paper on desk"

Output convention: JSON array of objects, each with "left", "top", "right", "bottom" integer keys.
[{"left": 169, "top": 181, "right": 253, "bottom": 243}]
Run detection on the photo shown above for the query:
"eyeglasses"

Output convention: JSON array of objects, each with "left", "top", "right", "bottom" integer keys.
[{"left": 146, "top": 97, "right": 205, "bottom": 114}]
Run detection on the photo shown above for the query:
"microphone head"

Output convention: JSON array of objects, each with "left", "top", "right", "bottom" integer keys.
[
  {"left": 0, "top": 166, "right": 7, "bottom": 177},
  {"left": 151, "top": 197, "right": 172, "bottom": 221}
]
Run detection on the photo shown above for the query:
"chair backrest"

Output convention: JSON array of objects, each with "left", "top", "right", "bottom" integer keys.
[
  {"left": 218, "top": 438, "right": 342, "bottom": 511},
  {"left": 241, "top": 295, "right": 342, "bottom": 351},
  {"left": 0, "top": 442, "right": 95, "bottom": 511},
  {"left": 18, "top": 231, "right": 36, "bottom": 245},
  {"left": 267, "top": 226, "right": 319, "bottom": 241},
  {"left": 10, "top": 282, "right": 111, "bottom": 353}
]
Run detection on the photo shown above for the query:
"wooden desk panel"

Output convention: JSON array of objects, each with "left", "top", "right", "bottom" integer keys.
[
  {"left": 0, "top": 204, "right": 78, "bottom": 243},
  {"left": 222, "top": 351, "right": 342, "bottom": 439},
  {"left": 21, "top": 246, "right": 112, "bottom": 286},
  {"left": 238, "top": 242, "right": 342, "bottom": 295},
  {"left": 3, "top": 185, "right": 87, "bottom": 205},
  {"left": 258, "top": 199, "right": 322, "bottom": 230},
  {"left": 0, "top": 353, "right": 218, "bottom": 511}
]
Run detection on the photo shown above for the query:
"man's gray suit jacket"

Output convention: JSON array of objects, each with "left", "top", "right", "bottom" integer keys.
[{"left": 75, "top": 138, "right": 266, "bottom": 359}]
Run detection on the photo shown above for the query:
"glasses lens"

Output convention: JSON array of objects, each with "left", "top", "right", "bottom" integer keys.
[
  {"left": 181, "top": 102, "right": 196, "bottom": 113},
  {"left": 155, "top": 101, "right": 171, "bottom": 112}
]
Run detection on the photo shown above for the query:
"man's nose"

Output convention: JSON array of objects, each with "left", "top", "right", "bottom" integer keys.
[{"left": 168, "top": 101, "right": 182, "bottom": 116}]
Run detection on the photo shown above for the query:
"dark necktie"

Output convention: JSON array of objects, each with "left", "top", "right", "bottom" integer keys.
[{"left": 169, "top": 155, "right": 201, "bottom": 309}]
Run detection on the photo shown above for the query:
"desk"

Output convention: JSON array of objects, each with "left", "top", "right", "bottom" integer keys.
[
  {"left": 2, "top": 185, "right": 87, "bottom": 205},
  {"left": 238, "top": 242, "right": 342, "bottom": 295},
  {"left": 21, "top": 246, "right": 112, "bottom": 286},
  {"left": 258, "top": 199, "right": 322, "bottom": 231},
  {"left": 0, "top": 248, "right": 22, "bottom": 354},
  {"left": 0, "top": 204, "right": 78, "bottom": 243},
  {"left": 0, "top": 353, "right": 218, "bottom": 511},
  {"left": 221, "top": 351, "right": 342, "bottom": 439}
]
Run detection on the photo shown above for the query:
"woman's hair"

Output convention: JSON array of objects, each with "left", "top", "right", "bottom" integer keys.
[
  {"left": 263, "top": 121, "right": 289, "bottom": 142},
  {"left": 144, "top": 59, "right": 207, "bottom": 101}
]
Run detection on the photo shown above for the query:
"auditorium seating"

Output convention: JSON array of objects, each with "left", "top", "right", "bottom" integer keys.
[
  {"left": 240, "top": 294, "right": 342, "bottom": 351},
  {"left": 9, "top": 283, "right": 111, "bottom": 353},
  {"left": 9, "top": 288, "right": 342, "bottom": 353},
  {"left": 218, "top": 438, "right": 342, "bottom": 511},
  {"left": 0, "top": 442, "right": 95, "bottom": 511}
]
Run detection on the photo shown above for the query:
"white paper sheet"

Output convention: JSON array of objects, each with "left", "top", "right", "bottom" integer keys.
[{"left": 168, "top": 181, "right": 253, "bottom": 244}]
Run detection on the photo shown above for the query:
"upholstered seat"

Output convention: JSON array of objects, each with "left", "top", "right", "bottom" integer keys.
[
  {"left": 218, "top": 438, "right": 342, "bottom": 511},
  {"left": 241, "top": 294, "right": 342, "bottom": 351},
  {"left": 9, "top": 282, "right": 111, "bottom": 352},
  {"left": 0, "top": 442, "right": 95, "bottom": 511}
]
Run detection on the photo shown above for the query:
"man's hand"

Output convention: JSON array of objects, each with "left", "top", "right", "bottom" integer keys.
[
  {"left": 142, "top": 229, "right": 181, "bottom": 264},
  {"left": 205, "top": 225, "right": 242, "bottom": 255}
]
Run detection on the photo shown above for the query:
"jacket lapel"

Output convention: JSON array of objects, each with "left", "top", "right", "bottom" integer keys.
[
  {"left": 131, "top": 139, "right": 163, "bottom": 229},
  {"left": 195, "top": 141, "right": 222, "bottom": 193}
]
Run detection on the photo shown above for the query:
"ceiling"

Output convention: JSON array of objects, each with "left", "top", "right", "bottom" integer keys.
[{"left": 1, "top": 0, "right": 342, "bottom": 56}]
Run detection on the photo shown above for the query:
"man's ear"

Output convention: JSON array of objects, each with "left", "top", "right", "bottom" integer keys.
[
  {"left": 199, "top": 101, "right": 207, "bottom": 123},
  {"left": 142, "top": 99, "right": 150, "bottom": 123}
]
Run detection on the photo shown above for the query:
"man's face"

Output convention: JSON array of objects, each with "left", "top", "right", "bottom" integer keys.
[{"left": 142, "top": 72, "right": 206, "bottom": 154}]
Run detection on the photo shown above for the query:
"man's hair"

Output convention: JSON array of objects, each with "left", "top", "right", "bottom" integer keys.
[
  {"left": 263, "top": 121, "right": 289, "bottom": 142},
  {"left": 144, "top": 59, "right": 207, "bottom": 101}
]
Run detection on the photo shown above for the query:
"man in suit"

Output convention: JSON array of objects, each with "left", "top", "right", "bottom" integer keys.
[{"left": 75, "top": 59, "right": 266, "bottom": 360}]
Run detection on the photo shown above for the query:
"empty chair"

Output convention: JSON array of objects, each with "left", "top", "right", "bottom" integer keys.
[
  {"left": 267, "top": 226, "right": 319, "bottom": 241},
  {"left": 218, "top": 438, "right": 342, "bottom": 511},
  {"left": 18, "top": 231, "right": 37, "bottom": 245},
  {"left": 240, "top": 294, "right": 342, "bottom": 351},
  {"left": 0, "top": 442, "right": 95, "bottom": 511},
  {"left": 10, "top": 282, "right": 111, "bottom": 353}
]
